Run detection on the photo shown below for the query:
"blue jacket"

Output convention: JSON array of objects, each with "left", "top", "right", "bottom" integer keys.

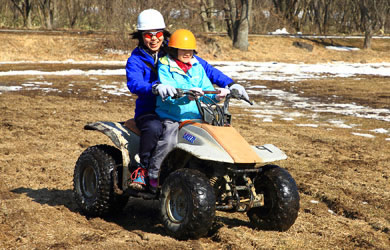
[
  {"left": 156, "top": 55, "right": 218, "bottom": 122},
  {"left": 126, "top": 46, "right": 233, "bottom": 118}
]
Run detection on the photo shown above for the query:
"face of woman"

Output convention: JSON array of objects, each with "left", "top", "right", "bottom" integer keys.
[
  {"left": 177, "top": 49, "right": 193, "bottom": 63},
  {"left": 142, "top": 30, "right": 164, "bottom": 53}
]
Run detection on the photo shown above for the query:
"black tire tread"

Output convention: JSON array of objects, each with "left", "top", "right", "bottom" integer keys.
[
  {"left": 73, "top": 144, "right": 127, "bottom": 216},
  {"left": 160, "top": 168, "right": 216, "bottom": 240},
  {"left": 247, "top": 165, "right": 300, "bottom": 231}
]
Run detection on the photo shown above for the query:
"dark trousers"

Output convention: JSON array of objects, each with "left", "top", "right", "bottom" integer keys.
[{"left": 135, "top": 113, "right": 163, "bottom": 168}]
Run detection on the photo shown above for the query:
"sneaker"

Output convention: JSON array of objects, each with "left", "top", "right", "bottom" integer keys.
[{"left": 129, "top": 165, "right": 147, "bottom": 191}]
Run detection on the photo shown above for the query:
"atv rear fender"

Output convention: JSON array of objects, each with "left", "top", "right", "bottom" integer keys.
[{"left": 84, "top": 121, "right": 140, "bottom": 190}]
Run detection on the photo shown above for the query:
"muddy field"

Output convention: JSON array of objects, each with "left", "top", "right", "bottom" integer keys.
[{"left": 0, "top": 31, "right": 390, "bottom": 249}]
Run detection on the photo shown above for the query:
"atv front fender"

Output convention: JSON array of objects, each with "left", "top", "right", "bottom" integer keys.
[{"left": 251, "top": 144, "right": 287, "bottom": 162}]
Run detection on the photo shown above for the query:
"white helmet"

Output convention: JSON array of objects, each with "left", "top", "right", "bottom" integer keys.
[{"left": 137, "top": 9, "right": 166, "bottom": 31}]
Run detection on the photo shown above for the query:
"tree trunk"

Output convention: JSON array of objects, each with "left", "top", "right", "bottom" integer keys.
[
  {"left": 10, "top": 0, "right": 33, "bottom": 28},
  {"left": 363, "top": 29, "right": 372, "bottom": 49},
  {"left": 224, "top": 0, "right": 237, "bottom": 40},
  {"left": 359, "top": 0, "right": 373, "bottom": 49},
  {"left": 207, "top": 0, "right": 216, "bottom": 32},
  {"left": 37, "top": 0, "right": 55, "bottom": 29},
  {"left": 199, "top": 0, "right": 209, "bottom": 32},
  {"left": 233, "top": 0, "right": 252, "bottom": 51}
]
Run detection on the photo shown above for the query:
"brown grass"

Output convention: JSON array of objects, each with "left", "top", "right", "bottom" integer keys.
[
  {"left": 1, "top": 30, "right": 390, "bottom": 63},
  {"left": 0, "top": 31, "right": 389, "bottom": 249}
]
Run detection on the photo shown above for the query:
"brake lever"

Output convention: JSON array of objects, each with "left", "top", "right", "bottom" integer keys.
[
  {"left": 230, "top": 89, "right": 253, "bottom": 105},
  {"left": 162, "top": 89, "right": 183, "bottom": 101},
  {"left": 173, "top": 88, "right": 184, "bottom": 99},
  {"left": 245, "top": 98, "right": 254, "bottom": 105}
]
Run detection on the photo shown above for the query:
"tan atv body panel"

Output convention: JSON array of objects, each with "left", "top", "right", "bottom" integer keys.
[
  {"left": 178, "top": 123, "right": 262, "bottom": 163},
  {"left": 177, "top": 122, "right": 287, "bottom": 164},
  {"left": 86, "top": 120, "right": 287, "bottom": 173}
]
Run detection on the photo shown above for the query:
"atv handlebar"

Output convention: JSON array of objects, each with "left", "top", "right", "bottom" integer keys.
[
  {"left": 174, "top": 88, "right": 252, "bottom": 105},
  {"left": 170, "top": 88, "right": 252, "bottom": 126}
]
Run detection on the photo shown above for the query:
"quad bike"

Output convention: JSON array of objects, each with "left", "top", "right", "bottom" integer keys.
[{"left": 73, "top": 88, "right": 300, "bottom": 239}]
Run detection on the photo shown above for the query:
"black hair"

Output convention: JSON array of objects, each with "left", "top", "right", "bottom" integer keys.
[
  {"left": 163, "top": 46, "right": 198, "bottom": 60},
  {"left": 164, "top": 47, "right": 178, "bottom": 59}
]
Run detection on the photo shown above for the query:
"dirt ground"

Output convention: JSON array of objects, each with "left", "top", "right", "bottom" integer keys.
[{"left": 0, "top": 31, "right": 390, "bottom": 249}]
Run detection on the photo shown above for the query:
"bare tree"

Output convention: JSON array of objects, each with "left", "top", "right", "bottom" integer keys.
[
  {"left": 225, "top": 0, "right": 253, "bottom": 51},
  {"left": 200, "top": 0, "right": 216, "bottom": 32},
  {"left": 2, "top": 0, "right": 390, "bottom": 51},
  {"left": 36, "top": 0, "right": 57, "bottom": 29},
  {"left": 358, "top": 0, "right": 388, "bottom": 49},
  {"left": 61, "top": 0, "right": 82, "bottom": 28},
  {"left": 9, "top": 0, "right": 33, "bottom": 28}
]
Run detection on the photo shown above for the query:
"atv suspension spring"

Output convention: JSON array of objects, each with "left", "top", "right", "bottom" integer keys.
[{"left": 210, "top": 176, "right": 218, "bottom": 186}]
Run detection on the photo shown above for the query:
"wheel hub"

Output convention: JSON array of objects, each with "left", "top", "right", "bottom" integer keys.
[
  {"left": 166, "top": 188, "right": 188, "bottom": 223},
  {"left": 82, "top": 166, "right": 97, "bottom": 198}
]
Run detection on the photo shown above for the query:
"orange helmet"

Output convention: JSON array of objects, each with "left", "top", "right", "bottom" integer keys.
[{"left": 168, "top": 29, "right": 197, "bottom": 50}]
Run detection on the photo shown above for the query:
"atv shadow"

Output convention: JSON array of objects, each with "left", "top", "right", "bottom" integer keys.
[
  {"left": 11, "top": 187, "right": 78, "bottom": 212},
  {"left": 10, "top": 187, "right": 168, "bottom": 236},
  {"left": 214, "top": 215, "right": 252, "bottom": 228},
  {"left": 11, "top": 187, "right": 255, "bottom": 237},
  {"left": 104, "top": 198, "right": 168, "bottom": 236}
]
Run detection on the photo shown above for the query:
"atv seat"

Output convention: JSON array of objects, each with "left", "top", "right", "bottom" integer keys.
[{"left": 124, "top": 119, "right": 141, "bottom": 136}]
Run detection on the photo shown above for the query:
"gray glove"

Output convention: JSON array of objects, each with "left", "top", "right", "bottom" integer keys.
[
  {"left": 152, "top": 84, "right": 177, "bottom": 99},
  {"left": 229, "top": 83, "right": 249, "bottom": 101}
]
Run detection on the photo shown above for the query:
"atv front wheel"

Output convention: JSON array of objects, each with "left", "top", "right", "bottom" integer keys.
[
  {"left": 160, "top": 169, "right": 216, "bottom": 239},
  {"left": 73, "top": 144, "right": 128, "bottom": 216},
  {"left": 247, "top": 165, "right": 300, "bottom": 231}
]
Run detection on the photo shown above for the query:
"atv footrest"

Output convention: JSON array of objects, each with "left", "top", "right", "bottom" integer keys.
[
  {"left": 125, "top": 189, "right": 158, "bottom": 200},
  {"left": 235, "top": 185, "right": 249, "bottom": 191}
]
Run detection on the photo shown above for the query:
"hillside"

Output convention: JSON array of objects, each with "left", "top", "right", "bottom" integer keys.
[{"left": 1, "top": 30, "right": 390, "bottom": 63}]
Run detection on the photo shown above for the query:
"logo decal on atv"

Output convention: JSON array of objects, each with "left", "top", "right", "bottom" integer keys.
[{"left": 183, "top": 132, "right": 196, "bottom": 143}]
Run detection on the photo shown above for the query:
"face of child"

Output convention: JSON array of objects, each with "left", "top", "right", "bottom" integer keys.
[
  {"left": 177, "top": 49, "right": 194, "bottom": 63},
  {"left": 142, "top": 30, "right": 164, "bottom": 53}
]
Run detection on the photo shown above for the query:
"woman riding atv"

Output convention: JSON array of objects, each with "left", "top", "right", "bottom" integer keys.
[{"left": 125, "top": 9, "right": 249, "bottom": 193}]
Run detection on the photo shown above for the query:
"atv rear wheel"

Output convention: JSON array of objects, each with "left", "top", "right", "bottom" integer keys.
[
  {"left": 247, "top": 165, "right": 299, "bottom": 231},
  {"left": 73, "top": 144, "right": 128, "bottom": 216},
  {"left": 160, "top": 169, "right": 216, "bottom": 239}
]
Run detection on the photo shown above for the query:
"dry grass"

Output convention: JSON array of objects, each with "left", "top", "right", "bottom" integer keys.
[
  {"left": 1, "top": 30, "right": 390, "bottom": 63},
  {"left": 0, "top": 31, "right": 389, "bottom": 249}
]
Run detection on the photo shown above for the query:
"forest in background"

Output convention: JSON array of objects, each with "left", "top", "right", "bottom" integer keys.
[{"left": 1, "top": 0, "right": 389, "bottom": 50}]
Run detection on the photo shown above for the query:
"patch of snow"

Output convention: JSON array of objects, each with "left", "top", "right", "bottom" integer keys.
[
  {"left": 0, "top": 86, "right": 23, "bottom": 92},
  {"left": 352, "top": 132, "right": 375, "bottom": 138},
  {"left": 269, "top": 28, "right": 289, "bottom": 35},
  {"left": 248, "top": 85, "right": 267, "bottom": 89},
  {"left": 326, "top": 46, "right": 360, "bottom": 51},
  {"left": 247, "top": 87, "right": 390, "bottom": 122},
  {"left": 328, "top": 120, "right": 355, "bottom": 128},
  {"left": 296, "top": 124, "right": 318, "bottom": 128},
  {"left": 370, "top": 128, "right": 388, "bottom": 134}
]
